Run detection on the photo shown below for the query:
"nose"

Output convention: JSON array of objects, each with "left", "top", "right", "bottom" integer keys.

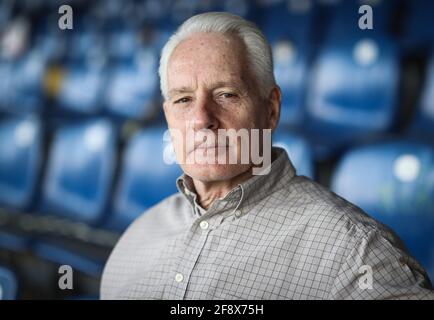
[{"left": 191, "top": 94, "right": 219, "bottom": 131}]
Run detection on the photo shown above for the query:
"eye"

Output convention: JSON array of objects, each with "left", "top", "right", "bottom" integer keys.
[
  {"left": 220, "top": 92, "right": 238, "bottom": 99},
  {"left": 174, "top": 97, "right": 191, "bottom": 104}
]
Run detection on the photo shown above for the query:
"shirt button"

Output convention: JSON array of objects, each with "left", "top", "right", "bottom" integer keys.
[
  {"left": 235, "top": 209, "right": 242, "bottom": 217},
  {"left": 199, "top": 220, "right": 209, "bottom": 230},
  {"left": 175, "top": 273, "right": 184, "bottom": 283}
]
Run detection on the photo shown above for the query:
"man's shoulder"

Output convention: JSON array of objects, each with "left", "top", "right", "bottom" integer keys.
[
  {"left": 126, "top": 192, "right": 190, "bottom": 234},
  {"left": 271, "top": 175, "right": 399, "bottom": 246}
]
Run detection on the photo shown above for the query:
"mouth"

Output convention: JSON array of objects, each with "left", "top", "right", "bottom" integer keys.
[
  {"left": 194, "top": 145, "right": 228, "bottom": 151},
  {"left": 189, "top": 145, "right": 229, "bottom": 156}
]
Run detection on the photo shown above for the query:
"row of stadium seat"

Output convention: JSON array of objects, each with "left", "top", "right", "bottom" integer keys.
[
  {"left": 0, "top": 116, "right": 176, "bottom": 230},
  {"left": 1, "top": 1, "right": 434, "bottom": 137},
  {"left": 0, "top": 39, "right": 161, "bottom": 119},
  {"left": 1, "top": 36, "right": 433, "bottom": 159}
]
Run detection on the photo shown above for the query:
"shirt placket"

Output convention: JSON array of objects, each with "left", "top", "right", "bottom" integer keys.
[{"left": 164, "top": 208, "right": 225, "bottom": 299}]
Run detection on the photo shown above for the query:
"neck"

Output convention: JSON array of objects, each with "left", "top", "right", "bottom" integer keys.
[
  {"left": 190, "top": 149, "right": 278, "bottom": 209},
  {"left": 192, "top": 168, "right": 253, "bottom": 209}
]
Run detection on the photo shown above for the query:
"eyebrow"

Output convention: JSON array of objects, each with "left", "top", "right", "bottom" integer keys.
[
  {"left": 167, "top": 87, "right": 194, "bottom": 99},
  {"left": 168, "top": 81, "right": 245, "bottom": 99}
]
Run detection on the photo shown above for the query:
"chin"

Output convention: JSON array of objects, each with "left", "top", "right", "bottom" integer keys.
[{"left": 181, "top": 163, "right": 251, "bottom": 182}]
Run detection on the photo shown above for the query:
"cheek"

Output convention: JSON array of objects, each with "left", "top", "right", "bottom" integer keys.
[
  {"left": 252, "top": 104, "right": 269, "bottom": 129},
  {"left": 164, "top": 108, "right": 185, "bottom": 129},
  {"left": 170, "top": 129, "right": 188, "bottom": 164},
  {"left": 227, "top": 104, "right": 263, "bottom": 130}
]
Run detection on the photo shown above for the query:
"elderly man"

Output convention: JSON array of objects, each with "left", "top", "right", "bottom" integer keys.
[{"left": 101, "top": 12, "right": 433, "bottom": 299}]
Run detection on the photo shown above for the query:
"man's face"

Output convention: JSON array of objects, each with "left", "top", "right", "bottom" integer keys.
[{"left": 163, "top": 32, "right": 273, "bottom": 182}]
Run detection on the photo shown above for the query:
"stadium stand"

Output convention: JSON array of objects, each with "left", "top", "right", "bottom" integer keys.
[{"left": 0, "top": 0, "right": 433, "bottom": 299}]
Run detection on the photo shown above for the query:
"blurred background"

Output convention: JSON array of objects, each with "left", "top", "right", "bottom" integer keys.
[{"left": 0, "top": 0, "right": 433, "bottom": 299}]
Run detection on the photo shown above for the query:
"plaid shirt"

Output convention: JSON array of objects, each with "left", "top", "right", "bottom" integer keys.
[{"left": 101, "top": 147, "right": 434, "bottom": 299}]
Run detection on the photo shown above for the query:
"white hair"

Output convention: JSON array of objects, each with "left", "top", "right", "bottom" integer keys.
[{"left": 159, "top": 12, "right": 276, "bottom": 100}]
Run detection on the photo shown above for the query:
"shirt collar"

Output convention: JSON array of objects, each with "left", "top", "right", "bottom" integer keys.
[{"left": 176, "top": 147, "right": 296, "bottom": 219}]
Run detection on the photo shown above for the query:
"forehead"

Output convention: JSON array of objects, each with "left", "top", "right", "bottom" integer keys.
[{"left": 167, "top": 32, "right": 247, "bottom": 89}]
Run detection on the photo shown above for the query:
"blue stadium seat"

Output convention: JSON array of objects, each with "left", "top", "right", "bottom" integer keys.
[
  {"left": 331, "top": 141, "right": 434, "bottom": 281},
  {"left": 57, "top": 59, "right": 107, "bottom": 115},
  {"left": 104, "top": 48, "right": 159, "bottom": 120},
  {"left": 411, "top": 52, "right": 434, "bottom": 136},
  {"left": 0, "top": 50, "right": 46, "bottom": 114},
  {"left": 106, "top": 127, "right": 182, "bottom": 231},
  {"left": 57, "top": 20, "right": 107, "bottom": 114},
  {"left": 10, "top": 50, "right": 47, "bottom": 113},
  {"left": 106, "top": 25, "right": 143, "bottom": 61},
  {"left": 33, "top": 14, "right": 68, "bottom": 63},
  {"left": 42, "top": 119, "right": 117, "bottom": 225},
  {"left": 0, "top": 116, "right": 42, "bottom": 210},
  {"left": 67, "top": 22, "right": 105, "bottom": 62},
  {"left": 273, "top": 131, "right": 314, "bottom": 179},
  {"left": 305, "top": 33, "right": 399, "bottom": 148},
  {"left": 0, "top": 266, "right": 17, "bottom": 300},
  {"left": 258, "top": 0, "right": 315, "bottom": 128}
]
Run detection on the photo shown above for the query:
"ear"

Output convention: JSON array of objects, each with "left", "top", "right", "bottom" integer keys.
[{"left": 267, "top": 86, "right": 281, "bottom": 131}]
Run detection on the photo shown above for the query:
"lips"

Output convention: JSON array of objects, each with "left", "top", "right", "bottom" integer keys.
[
  {"left": 185, "top": 131, "right": 234, "bottom": 155},
  {"left": 195, "top": 143, "right": 218, "bottom": 150},
  {"left": 189, "top": 142, "right": 229, "bottom": 156},
  {"left": 194, "top": 144, "right": 228, "bottom": 151},
  {"left": 191, "top": 138, "right": 223, "bottom": 151}
]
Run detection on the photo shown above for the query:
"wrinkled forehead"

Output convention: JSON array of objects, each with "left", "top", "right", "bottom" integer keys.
[{"left": 167, "top": 32, "right": 249, "bottom": 89}]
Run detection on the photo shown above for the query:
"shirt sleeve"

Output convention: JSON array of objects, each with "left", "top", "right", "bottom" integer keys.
[{"left": 328, "top": 228, "right": 434, "bottom": 300}]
